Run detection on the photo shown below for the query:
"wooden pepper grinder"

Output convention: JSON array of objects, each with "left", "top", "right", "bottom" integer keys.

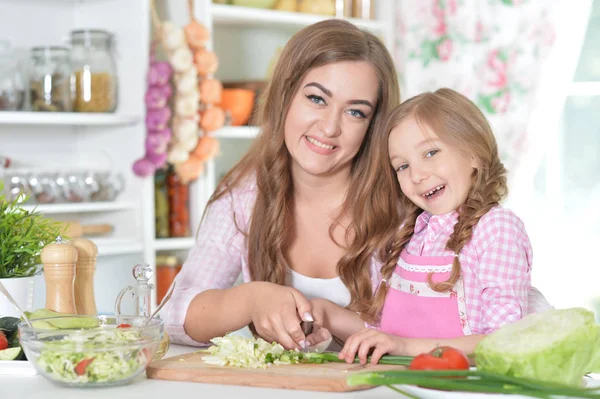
[
  {"left": 71, "top": 237, "right": 98, "bottom": 315},
  {"left": 40, "top": 236, "right": 77, "bottom": 314}
]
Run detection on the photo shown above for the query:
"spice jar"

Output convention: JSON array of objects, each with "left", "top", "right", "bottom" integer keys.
[
  {"left": 29, "top": 46, "right": 72, "bottom": 112},
  {"left": 154, "top": 168, "right": 169, "bottom": 238},
  {"left": 70, "top": 29, "right": 118, "bottom": 113},
  {"left": 0, "top": 40, "right": 25, "bottom": 111},
  {"left": 155, "top": 255, "right": 181, "bottom": 305},
  {"left": 167, "top": 167, "right": 190, "bottom": 237},
  {"left": 352, "top": 0, "right": 375, "bottom": 19}
]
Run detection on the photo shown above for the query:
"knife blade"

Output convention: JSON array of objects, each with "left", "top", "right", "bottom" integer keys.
[
  {"left": 300, "top": 321, "right": 313, "bottom": 352},
  {"left": 300, "top": 320, "right": 313, "bottom": 335}
]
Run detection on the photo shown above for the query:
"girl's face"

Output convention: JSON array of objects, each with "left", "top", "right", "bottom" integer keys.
[
  {"left": 284, "top": 61, "right": 379, "bottom": 179},
  {"left": 388, "top": 117, "right": 476, "bottom": 215}
]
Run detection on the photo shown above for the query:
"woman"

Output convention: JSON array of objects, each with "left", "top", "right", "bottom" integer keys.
[
  {"left": 162, "top": 19, "right": 552, "bottom": 350},
  {"left": 162, "top": 19, "right": 401, "bottom": 349}
]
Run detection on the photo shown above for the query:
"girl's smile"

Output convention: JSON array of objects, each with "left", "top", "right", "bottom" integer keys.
[
  {"left": 421, "top": 184, "right": 446, "bottom": 200},
  {"left": 388, "top": 117, "right": 476, "bottom": 215}
]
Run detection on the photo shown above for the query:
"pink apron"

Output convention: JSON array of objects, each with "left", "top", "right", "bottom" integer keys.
[{"left": 379, "top": 250, "right": 472, "bottom": 338}]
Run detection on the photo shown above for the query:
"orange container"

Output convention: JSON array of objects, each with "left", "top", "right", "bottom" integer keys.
[
  {"left": 156, "top": 255, "right": 181, "bottom": 305},
  {"left": 219, "top": 88, "right": 255, "bottom": 126}
]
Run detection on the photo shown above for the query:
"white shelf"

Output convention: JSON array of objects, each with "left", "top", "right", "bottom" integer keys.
[
  {"left": 154, "top": 237, "right": 196, "bottom": 251},
  {"left": 568, "top": 82, "right": 600, "bottom": 96},
  {"left": 21, "top": 201, "right": 138, "bottom": 214},
  {"left": 0, "top": 112, "right": 140, "bottom": 127},
  {"left": 214, "top": 125, "right": 259, "bottom": 139},
  {"left": 94, "top": 238, "right": 144, "bottom": 256},
  {"left": 211, "top": 4, "right": 386, "bottom": 33}
]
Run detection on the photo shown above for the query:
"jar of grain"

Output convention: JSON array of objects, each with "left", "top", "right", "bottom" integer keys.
[
  {"left": 29, "top": 46, "right": 72, "bottom": 112},
  {"left": 70, "top": 29, "right": 118, "bottom": 112}
]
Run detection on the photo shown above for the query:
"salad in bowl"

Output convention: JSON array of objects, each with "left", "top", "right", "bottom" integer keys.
[{"left": 19, "top": 314, "right": 163, "bottom": 387}]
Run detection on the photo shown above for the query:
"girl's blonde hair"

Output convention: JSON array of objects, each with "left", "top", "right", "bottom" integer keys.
[
  {"left": 364, "top": 88, "right": 508, "bottom": 323},
  {"left": 206, "top": 19, "right": 401, "bottom": 313}
]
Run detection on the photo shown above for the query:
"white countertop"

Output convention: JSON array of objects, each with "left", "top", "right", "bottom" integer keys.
[{"left": 1, "top": 345, "right": 597, "bottom": 399}]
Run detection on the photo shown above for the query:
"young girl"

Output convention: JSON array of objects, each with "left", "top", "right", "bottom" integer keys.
[{"left": 308, "top": 88, "right": 533, "bottom": 363}]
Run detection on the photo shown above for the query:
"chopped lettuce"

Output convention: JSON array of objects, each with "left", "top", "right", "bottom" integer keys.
[
  {"left": 36, "top": 328, "right": 149, "bottom": 385},
  {"left": 475, "top": 307, "right": 600, "bottom": 387},
  {"left": 203, "top": 334, "right": 302, "bottom": 369}
]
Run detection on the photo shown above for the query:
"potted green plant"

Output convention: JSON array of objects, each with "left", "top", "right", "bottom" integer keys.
[{"left": 0, "top": 182, "right": 65, "bottom": 317}]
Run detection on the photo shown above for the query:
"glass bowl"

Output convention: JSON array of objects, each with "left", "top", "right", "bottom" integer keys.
[{"left": 19, "top": 315, "right": 163, "bottom": 387}]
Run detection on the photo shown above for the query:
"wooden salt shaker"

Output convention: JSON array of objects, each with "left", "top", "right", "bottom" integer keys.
[
  {"left": 71, "top": 237, "right": 98, "bottom": 315},
  {"left": 41, "top": 236, "right": 77, "bottom": 314}
]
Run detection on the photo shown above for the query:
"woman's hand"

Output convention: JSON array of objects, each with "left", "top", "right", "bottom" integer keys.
[
  {"left": 339, "top": 328, "right": 406, "bottom": 365},
  {"left": 249, "top": 282, "right": 313, "bottom": 350},
  {"left": 304, "top": 324, "right": 333, "bottom": 352},
  {"left": 308, "top": 298, "right": 330, "bottom": 327}
]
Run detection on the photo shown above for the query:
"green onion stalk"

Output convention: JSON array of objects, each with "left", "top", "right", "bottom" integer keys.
[
  {"left": 347, "top": 370, "right": 600, "bottom": 399},
  {"left": 266, "top": 350, "right": 413, "bottom": 366}
]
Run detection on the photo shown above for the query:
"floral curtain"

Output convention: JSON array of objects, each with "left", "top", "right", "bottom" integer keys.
[{"left": 394, "top": 0, "right": 557, "bottom": 177}]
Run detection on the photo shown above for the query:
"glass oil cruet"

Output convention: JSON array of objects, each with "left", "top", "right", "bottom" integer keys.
[
  {"left": 115, "top": 263, "right": 154, "bottom": 318},
  {"left": 115, "top": 263, "right": 170, "bottom": 361}
]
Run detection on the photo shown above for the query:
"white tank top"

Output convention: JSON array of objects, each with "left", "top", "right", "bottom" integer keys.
[
  {"left": 230, "top": 270, "right": 351, "bottom": 340},
  {"left": 289, "top": 270, "right": 351, "bottom": 308}
]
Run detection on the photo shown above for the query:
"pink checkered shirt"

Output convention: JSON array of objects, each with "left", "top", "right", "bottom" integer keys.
[
  {"left": 405, "top": 207, "right": 533, "bottom": 334},
  {"left": 161, "top": 178, "right": 383, "bottom": 346}
]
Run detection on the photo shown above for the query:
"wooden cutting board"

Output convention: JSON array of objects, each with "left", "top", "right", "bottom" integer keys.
[{"left": 146, "top": 351, "right": 406, "bottom": 392}]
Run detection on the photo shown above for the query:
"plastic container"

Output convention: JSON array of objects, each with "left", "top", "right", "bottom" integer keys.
[
  {"left": 19, "top": 315, "right": 163, "bottom": 387},
  {"left": 70, "top": 29, "right": 118, "bottom": 112}
]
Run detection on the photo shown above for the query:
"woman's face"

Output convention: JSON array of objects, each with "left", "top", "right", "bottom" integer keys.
[{"left": 284, "top": 61, "right": 379, "bottom": 179}]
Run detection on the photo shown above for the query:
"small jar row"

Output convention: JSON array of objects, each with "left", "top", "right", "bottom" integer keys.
[{"left": 0, "top": 29, "right": 119, "bottom": 113}]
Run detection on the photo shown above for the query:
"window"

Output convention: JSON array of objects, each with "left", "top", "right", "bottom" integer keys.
[{"left": 522, "top": 0, "right": 600, "bottom": 314}]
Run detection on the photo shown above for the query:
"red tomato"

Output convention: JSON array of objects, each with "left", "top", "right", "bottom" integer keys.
[
  {"left": 0, "top": 331, "right": 8, "bottom": 350},
  {"left": 74, "top": 358, "right": 94, "bottom": 376},
  {"left": 409, "top": 346, "right": 470, "bottom": 371},
  {"left": 117, "top": 323, "right": 132, "bottom": 328}
]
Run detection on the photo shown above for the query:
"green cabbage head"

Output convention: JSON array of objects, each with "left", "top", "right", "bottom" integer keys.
[{"left": 475, "top": 307, "right": 600, "bottom": 387}]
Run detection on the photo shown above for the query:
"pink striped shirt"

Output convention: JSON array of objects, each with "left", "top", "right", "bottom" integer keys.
[
  {"left": 161, "top": 178, "right": 383, "bottom": 346},
  {"left": 404, "top": 207, "right": 533, "bottom": 334}
]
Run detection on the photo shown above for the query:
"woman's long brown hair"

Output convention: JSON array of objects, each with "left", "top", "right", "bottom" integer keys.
[
  {"left": 364, "top": 88, "right": 508, "bottom": 323},
  {"left": 203, "top": 20, "right": 401, "bottom": 313}
]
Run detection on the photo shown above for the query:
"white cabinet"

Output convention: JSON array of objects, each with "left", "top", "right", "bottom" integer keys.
[
  {"left": 0, "top": 0, "right": 150, "bottom": 314},
  {"left": 0, "top": 0, "right": 395, "bottom": 314}
]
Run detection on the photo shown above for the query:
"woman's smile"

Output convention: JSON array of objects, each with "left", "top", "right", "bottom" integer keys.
[{"left": 304, "top": 135, "right": 337, "bottom": 154}]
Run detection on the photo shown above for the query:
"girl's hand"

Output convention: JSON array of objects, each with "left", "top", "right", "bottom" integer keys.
[
  {"left": 338, "top": 328, "right": 405, "bottom": 365},
  {"left": 249, "top": 282, "right": 313, "bottom": 350}
]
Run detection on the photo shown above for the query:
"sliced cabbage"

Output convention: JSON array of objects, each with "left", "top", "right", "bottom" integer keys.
[
  {"left": 475, "top": 307, "right": 600, "bottom": 386},
  {"left": 203, "top": 334, "right": 302, "bottom": 369}
]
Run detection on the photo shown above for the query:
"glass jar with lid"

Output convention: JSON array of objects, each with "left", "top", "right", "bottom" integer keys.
[
  {"left": 0, "top": 40, "right": 25, "bottom": 111},
  {"left": 29, "top": 46, "right": 73, "bottom": 112},
  {"left": 70, "top": 29, "right": 118, "bottom": 113}
]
